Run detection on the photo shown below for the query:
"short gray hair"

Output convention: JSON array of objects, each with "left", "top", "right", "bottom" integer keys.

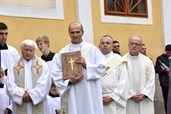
[{"left": 20, "top": 39, "right": 38, "bottom": 50}]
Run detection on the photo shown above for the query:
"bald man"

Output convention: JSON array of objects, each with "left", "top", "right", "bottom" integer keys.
[
  {"left": 52, "top": 21, "right": 106, "bottom": 114},
  {"left": 123, "top": 36, "right": 155, "bottom": 114}
]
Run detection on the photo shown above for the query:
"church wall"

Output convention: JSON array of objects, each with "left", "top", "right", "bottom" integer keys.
[
  {"left": 0, "top": 0, "right": 77, "bottom": 56},
  {"left": 91, "top": 0, "right": 163, "bottom": 62},
  {"left": 0, "top": 0, "right": 164, "bottom": 62}
]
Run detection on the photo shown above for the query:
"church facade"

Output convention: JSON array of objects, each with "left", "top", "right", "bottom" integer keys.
[{"left": 0, "top": 0, "right": 170, "bottom": 61}]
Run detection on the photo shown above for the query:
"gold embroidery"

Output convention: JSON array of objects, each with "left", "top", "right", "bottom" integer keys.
[
  {"left": 14, "top": 62, "right": 24, "bottom": 75},
  {"left": 61, "top": 108, "right": 66, "bottom": 114},
  {"left": 68, "top": 58, "right": 75, "bottom": 70},
  {"left": 32, "top": 61, "right": 42, "bottom": 74},
  {"left": 14, "top": 57, "right": 44, "bottom": 114}
]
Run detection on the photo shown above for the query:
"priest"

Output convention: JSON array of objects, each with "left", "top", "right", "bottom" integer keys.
[
  {"left": 123, "top": 36, "right": 155, "bottom": 114},
  {"left": 7, "top": 39, "right": 51, "bottom": 114},
  {"left": 52, "top": 21, "right": 106, "bottom": 114},
  {"left": 99, "top": 35, "right": 129, "bottom": 114}
]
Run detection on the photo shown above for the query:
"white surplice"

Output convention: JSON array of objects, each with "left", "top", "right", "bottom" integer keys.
[
  {"left": 100, "top": 52, "right": 129, "bottom": 114},
  {"left": 1, "top": 45, "right": 20, "bottom": 72},
  {"left": 52, "top": 41, "right": 106, "bottom": 114},
  {"left": 43, "top": 56, "right": 61, "bottom": 114},
  {"left": 0, "top": 84, "right": 12, "bottom": 114},
  {"left": 1, "top": 45, "right": 20, "bottom": 82},
  {"left": 7, "top": 58, "right": 51, "bottom": 114},
  {"left": 47, "top": 95, "right": 60, "bottom": 114},
  {"left": 123, "top": 53, "right": 155, "bottom": 114}
]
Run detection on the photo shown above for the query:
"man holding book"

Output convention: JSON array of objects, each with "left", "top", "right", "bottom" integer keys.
[{"left": 52, "top": 21, "right": 106, "bottom": 114}]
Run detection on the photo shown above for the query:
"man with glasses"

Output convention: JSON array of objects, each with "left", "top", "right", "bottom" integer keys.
[
  {"left": 123, "top": 36, "right": 155, "bottom": 114},
  {"left": 0, "top": 22, "right": 20, "bottom": 80},
  {"left": 112, "top": 40, "right": 121, "bottom": 55},
  {"left": 140, "top": 43, "right": 147, "bottom": 56}
]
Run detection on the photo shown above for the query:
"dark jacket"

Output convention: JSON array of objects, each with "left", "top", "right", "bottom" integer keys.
[
  {"left": 155, "top": 54, "right": 170, "bottom": 86},
  {"left": 167, "top": 67, "right": 171, "bottom": 114}
]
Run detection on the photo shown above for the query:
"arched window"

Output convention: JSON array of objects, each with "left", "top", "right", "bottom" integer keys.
[{"left": 105, "top": 0, "right": 148, "bottom": 18}]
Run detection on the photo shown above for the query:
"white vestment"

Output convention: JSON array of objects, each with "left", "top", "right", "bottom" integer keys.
[
  {"left": 47, "top": 95, "right": 60, "bottom": 114},
  {"left": 123, "top": 53, "right": 155, "bottom": 114},
  {"left": 52, "top": 41, "right": 106, "bottom": 114},
  {"left": 42, "top": 55, "right": 61, "bottom": 114},
  {"left": 1, "top": 45, "right": 20, "bottom": 82},
  {"left": 0, "top": 84, "right": 12, "bottom": 114},
  {"left": 100, "top": 52, "right": 129, "bottom": 114},
  {"left": 7, "top": 57, "right": 51, "bottom": 114}
]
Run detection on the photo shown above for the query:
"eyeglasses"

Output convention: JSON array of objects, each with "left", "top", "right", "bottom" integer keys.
[
  {"left": 114, "top": 45, "right": 119, "bottom": 48},
  {"left": 129, "top": 42, "right": 141, "bottom": 46},
  {"left": 0, "top": 32, "right": 8, "bottom": 35}
]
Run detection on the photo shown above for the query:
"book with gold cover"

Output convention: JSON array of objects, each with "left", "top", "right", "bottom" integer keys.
[{"left": 61, "top": 51, "right": 82, "bottom": 80}]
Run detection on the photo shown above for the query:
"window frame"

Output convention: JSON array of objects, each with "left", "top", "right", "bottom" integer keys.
[
  {"left": 100, "top": 0, "right": 152, "bottom": 25},
  {"left": 104, "top": 0, "right": 148, "bottom": 18}
]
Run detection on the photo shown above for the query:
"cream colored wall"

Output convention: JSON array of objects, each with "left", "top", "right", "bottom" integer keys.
[
  {"left": 0, "top": 0, "right": 164, "bottom": 62},
  {"left": 1, "top": 0, "right": 53, "bottom": 8},
  {"left": 92, "top": 0, "right": 163, "bottom": 62},
  {"left": 0, "top": 1, "right": 77, "bottom": 56}
]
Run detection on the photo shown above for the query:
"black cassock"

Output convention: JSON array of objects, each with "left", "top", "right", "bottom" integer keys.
[{"left": 41, "top": 51, "right": 55, "bottom": 62}]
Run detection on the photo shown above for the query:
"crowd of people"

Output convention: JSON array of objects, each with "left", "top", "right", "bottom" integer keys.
[{"left": 0, "top": 21, "right": 171, "bottom": 114}]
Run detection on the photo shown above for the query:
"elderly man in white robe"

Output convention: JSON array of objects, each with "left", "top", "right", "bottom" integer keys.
[
  {"left": 52, "top": 21, "right": 106, "bottom": 114},
  {"left": 99, "top": 35, "right": 129, "bottom": 114},
  {"left": 123, "top": 36, "right": 155, "bottom": 114},
  {"left": 7, "top": 39, "right": 51, "bottom": 114},
  {"left": 0, "top": 22, "right": 20, "bottom": 81}
]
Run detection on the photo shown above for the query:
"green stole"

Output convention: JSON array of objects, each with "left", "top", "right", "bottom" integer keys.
[{"left": 14, "top": 56, "right": 44, "bottom": 114}]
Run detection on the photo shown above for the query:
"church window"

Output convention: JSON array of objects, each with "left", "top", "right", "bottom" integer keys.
[{"left": 104, "top": 0, "right": 148, "bottom": 18}]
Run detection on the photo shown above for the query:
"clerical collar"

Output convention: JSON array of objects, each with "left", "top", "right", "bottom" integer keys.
[
  {"left": 0, "top": 44, "right": 8, "bottom": 50},
  {"left": 41, "top": 51, "right": 55, "bottom": 62},
  {"left": 104, "top": 52, "right": 113, "bottom": 64},
  {"left": 70, "top": 42, "right": 83, "bottom": 51},
  {"left": 105, "top": 52, "right": 113, "bottom": 58},
  {"left": 129, "top": 53, "right": 139, "bottom": 56},
  {"left": 0, "top": 83, "right": 4, "bottom": 88},
  {"left": 71, "top": 42, "right": 82, "bottom": 46},
  {"left": 23, "top": 58, "right": 33, "bottom": 63},
  {"left": 128, "top": 53, "right": 139, "bottom": 59}
]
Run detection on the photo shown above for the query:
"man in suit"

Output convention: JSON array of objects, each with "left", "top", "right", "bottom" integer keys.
[
  {"left": 167, "top": 66, "right": 171, "bottom": 114},
  {"left": 155, "top": 44, "right": 171, "bottom": 114}
]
